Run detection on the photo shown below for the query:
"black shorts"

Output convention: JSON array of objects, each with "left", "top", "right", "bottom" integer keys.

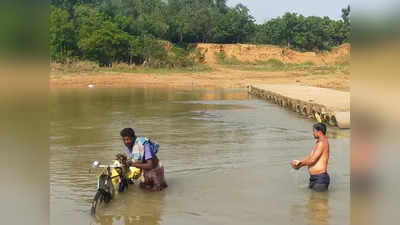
[{"left": 309, "top": 172, "right": 330, "bottom": 192}]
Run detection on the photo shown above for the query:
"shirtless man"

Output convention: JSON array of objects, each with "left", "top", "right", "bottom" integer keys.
[{"left": 291, "top": 123, "right": 330, "bottom": 192}]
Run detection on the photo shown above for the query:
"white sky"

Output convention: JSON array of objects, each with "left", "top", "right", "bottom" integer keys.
[{"left": 227, "top": 0, "right": 351, "bottom": 23}]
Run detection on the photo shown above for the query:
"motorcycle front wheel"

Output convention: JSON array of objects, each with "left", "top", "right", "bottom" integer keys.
[{"left": 91, "top": 190, "right": 103, "bottom": 216}]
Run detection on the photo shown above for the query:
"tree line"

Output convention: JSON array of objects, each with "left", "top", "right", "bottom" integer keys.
[{"left": 50, "top": 0, "right": 350, "bottom": 66}]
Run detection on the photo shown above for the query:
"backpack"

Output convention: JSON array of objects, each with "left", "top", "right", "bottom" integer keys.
[{"left": 136, "top": 137, "right": 160, "bottom": 154}]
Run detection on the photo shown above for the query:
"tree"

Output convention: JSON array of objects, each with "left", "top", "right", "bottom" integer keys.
[
  {"left": 50, "top": 5, "right": 76, "bottom": 61},
  {"left": 215, "top": 4, "right": 255, "bottom": 43},
  {"left": 254, "top": 11, "right": 349, "bottom": 51},
  {"left": 341, "top": 5, "right": 350, "bottom": 26},
  {"left": 51, "top": 0, "right": 103, "bottom": 12},
  {"left": 73, "top": 5, "right": 132, "bottom": 65},
  {"left": 119, "top": 0, "right": 169, "bottom": 38},
  {"left": 341, "top": 5, "right": 351, "bottom": 42},
  {"left": 214, "top": 0, "right": 228, "bottom": 13},
  {"left": 78, "top": 21, "right": 132, "bottom": 66},
  {"left": 181, "top": 6, "right": 219, "bottom": 43}
]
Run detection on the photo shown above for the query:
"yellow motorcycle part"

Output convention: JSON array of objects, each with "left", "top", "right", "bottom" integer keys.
[
  {"left": 128, "top": 167, "right": 142, "bottom": 179},
  {"left": 111, "top": 167, "right": 121, "bottom": 190}
]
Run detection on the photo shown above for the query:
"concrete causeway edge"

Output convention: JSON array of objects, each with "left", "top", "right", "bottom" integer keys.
[{"left": 248, "top": 85, "right": 350, "bottom": 129}]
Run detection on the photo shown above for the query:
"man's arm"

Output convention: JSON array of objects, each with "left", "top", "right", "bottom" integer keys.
[
  {"left": 298, "top": 142, "right": 324, "bottom": 167},
  {"left": 299, "top": 154, "right": 311, "bottom": 164},
  {"left": 291, "top": 152, "right": 312, "bottom": 169},
  {"left": 130, "top": 159, "right": 154, "bottom": 170}
]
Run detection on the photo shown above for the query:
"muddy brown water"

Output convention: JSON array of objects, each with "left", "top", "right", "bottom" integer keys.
[{"left": 50, "top": 88, "right": 349, "bottom": 225}]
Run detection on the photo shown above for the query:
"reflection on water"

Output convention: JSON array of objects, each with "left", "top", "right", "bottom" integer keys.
[
  {"left": 307, "top": 192, "right": 330, "bottom": 225},
  {"left": 50, "top": 87, "right": 349, "bottom": 225},
  {"left": 91, "top": 190, "right": 166, "bottom": 225},
  {"left": 290, "top": 192, "right": 330, "bottom": 225},
  {"left": 92, "top": 215, "right": 158, "bottom": 225}
]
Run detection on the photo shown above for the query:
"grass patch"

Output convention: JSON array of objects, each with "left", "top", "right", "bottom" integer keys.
[
  {"left": 124, "top": 64, "right": 212, "bottom": 74},
  {"left": 224, "top": 58, "right": 290, "bottom": 71},
  {"left": 215, "top": 52, "right": 245, "bottom": 65},
  {"left": 51, "top": 60, "right": 212, "bottom": 75},
  {"left": 215, "top": 52, "right": 227, "bottom": 64},
  {"left": 51, "top": 60, "right": 101, "bottom": 74},
  {"left": 215, "top": 53, "right": 349, "bottom": 75},
  {"left": 51, "top": 43, "right": 210, "bottom": 75}
]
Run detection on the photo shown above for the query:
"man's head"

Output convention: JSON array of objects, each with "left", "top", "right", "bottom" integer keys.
[
  {"left": 120, "top": 128, "right": 136, "bottom": 149},
  {"left": 313, "top": 123, "right": 327, "bottom": 139}
]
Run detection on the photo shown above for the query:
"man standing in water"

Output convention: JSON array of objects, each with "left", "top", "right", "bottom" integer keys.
[
  {"left": 120, "top": 128, "right": 167, "bottom": 191},
  {"left": 291, "top": 123, "right": 330, "bottom": 192}
]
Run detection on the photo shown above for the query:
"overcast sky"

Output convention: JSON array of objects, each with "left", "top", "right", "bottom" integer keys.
[{"left": 226, "top": 0, "right": 350, "bottom": 24}]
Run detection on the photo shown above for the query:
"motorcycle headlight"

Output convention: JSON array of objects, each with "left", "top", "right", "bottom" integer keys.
[
  {"left": 113, "top": 160, "right": 121, "bottom": 167},
  {"left": 92, "top": 161, "right": 100, "bottom": 167}
]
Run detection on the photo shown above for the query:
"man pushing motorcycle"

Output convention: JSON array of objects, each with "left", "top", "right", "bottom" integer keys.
[{"left": 120, "top": 128, "right": 168, "bottom": 192}]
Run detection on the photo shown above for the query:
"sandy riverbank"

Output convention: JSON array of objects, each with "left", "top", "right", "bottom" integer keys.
[
  {"left": 50, "top": 43, "right": 350, "bottom": 91},
  {"left": 50, "top": 66, "right": 349, "bottom": 91}
]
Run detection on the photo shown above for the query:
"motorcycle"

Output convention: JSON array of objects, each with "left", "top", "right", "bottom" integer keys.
[{"left": 90, "top": 154, "right": 141, "bottom": 216}]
